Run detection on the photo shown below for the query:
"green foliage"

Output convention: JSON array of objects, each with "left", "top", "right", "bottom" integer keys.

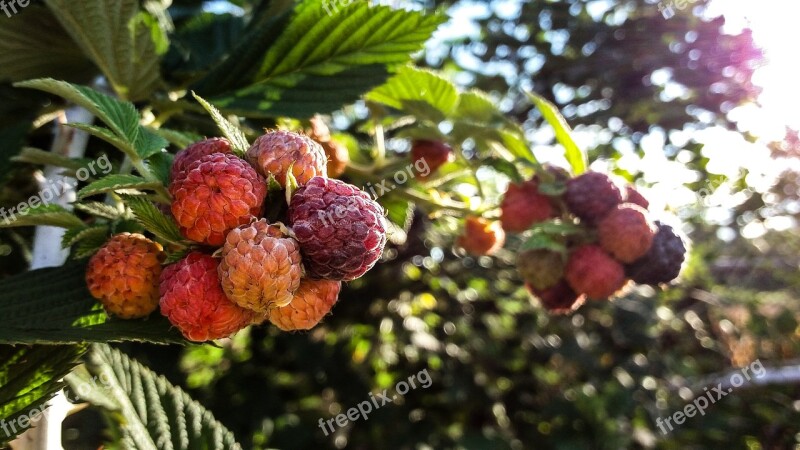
[
  {"left": 12, "top": 147, "right": 91, "bottom": 172},
  {"left": 526, "top": 91, "right": 587, "bottom": 175},
  {"left": 61, "top": 224, "right": 110, "bottom": 249},
  {"left": 74, "top": 202, "right": 125, "bottom": 220},
  {"left": 77, "top": 174, "right": 163, "bottom": 200},
  {"left": 0, "top": 262, "right": 183, "bottom": 345},
  {"left": 14, "top": 79, "right": 168, "bottom": 162},
  {"left": 367, "top": 66, "right": 459, "bottom": 121},
  {"left": 121, "top": 195, "right": 185, "bottom": 246},
  {"left": 43, "top": 0, "right": 166, "bottom": 100},
  {"left": 0, "top": 204, "right": 84, "bottom": 229},
  {"left": 191, "top": 93, "right": 249, "bottom": 155},
  {"left": 0, "top": 1, "right": 793, "bottom": 448},
  {"left": 153, "top": 128, "right": 204, "bottom": 150},
  {"left": 0, "top": 6, "right": 95, "bottom": 84},
  {"left": 204, "top": 1, "right": 446, "bottom": 117},
  {"left": 65, "top": 345, "right": 241, "bottom": 450},
  {"left": 0, "top": 344, "right": 87, "bottom": 445}
]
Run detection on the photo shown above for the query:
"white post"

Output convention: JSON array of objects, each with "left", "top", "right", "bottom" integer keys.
[{"left": 10, "top": 105, "right": 93, "bottom": 450}]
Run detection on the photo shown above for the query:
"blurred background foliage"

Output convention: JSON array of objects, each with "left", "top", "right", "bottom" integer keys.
[{"left": 1, "top": 0, "right": 798, "bottom": 449}]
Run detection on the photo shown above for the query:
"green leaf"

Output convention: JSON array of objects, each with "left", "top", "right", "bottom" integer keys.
[
  {"left": 74, "top": 201, "right": 126, "bottom": 220},
  {"left": 366, "top": 66, "right": 459, "bottom": 120},
  {"left": 12, "top": 147, "right": 89, "bottom": 172},
  {"left": 495, "top": 128, "right": 535, "bottom": 164},
  {"left": 454, "top": 90, "right": 498, "bottom": 123},
  {"left": 0, "top": 204, "right": 84, "bottom": 229},
  {"left": 67, "top": 123, "right": 136, "bottom": 159},
  {"left": 0, "top": 5, "right": 96, "bottom": 83},
  {"left": 0, "top": 344, "right": 87, "bottom": 445},
  {"left": 147, "top": 151, "right": 175, "bottom": 186},
  {"left": 519, "top": 233, "right": 567, "bottom": 253},
  {"left": 153, "top": 128, "right": 203, "bottom": 149},
  {"left": 530, "top": 220, "right": 584, "bottom": 236},
  {"left": 164, "top": 247, "right": 192, "bottom": 265},
  {"left": 205, "top": 2, "right": 446, "bottom": 118},
  {"left": 380, "top": 195, "right": 414, "bottom": 233},
  {"left": 526, "top": 91, "right": 587, "bottom": 175},
  {"left": 65, "top": 345, "right": 242, "bottom": 450},
  {"left": 73, "top": 228, "right": 114, "bottom": 259},
  {"left": 121, "top": 195, "right": 185, "bottom": 245},
  {"left": 44, "top": 0, "right": 164, "bottom": 100},
  {"left": 163, "top": 13, "right": 246, "bottom": 78},
  {"left": 486, "top": 158, "right": 523, "bottom": 183},
  {"left": 257, "top": 2, "right": 441, "bottom": 79},
  {"left": 134, "top": 127, "right": 168, "bottom": 160},
  {"left": 61, "top": 225, "right": 110, "bottom": 249},
  {"left": 210, "top": 65, "right": 393, "bottom": 118},
  {"left": 15, "top": 79, "right": 139, "bottom": 143},
  {"left": 77, "top": 174, "right": 163, "bottom": 200},
  {"left": 0, "top": 262, "right": 184, "bottom": 345},
  {"left": 191, "top": 92, "right": 249, "bottom": 155}
]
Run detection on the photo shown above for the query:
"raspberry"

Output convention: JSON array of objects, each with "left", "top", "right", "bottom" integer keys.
[
  {"left": 626, "top": 221, "right": 686, "bottom": 285},
  {"left": 321, "top": 139, "right": 349, "bottom": 178},
  {"left": 288, "top": 177, "right": 387, "bottom": 280},
  {"left": 246, "top": 130, "right": 327, "bottom": 187},
  {"left": 218, "top": 220, "right": 303, "bottom": 312},
  {"left": 500, "top": 180, "right": 553, "bottom": 233},
  {"left": 410, "top": 140, "right": 453, "bottom": 180},
  {"left": 565, "top": 172, "right": 622, "bottom": 223},
  {"left": 85, "top": 233, "right": 164, "bottom": 319},
  {"left": 565, "top": 245, "right": 627, "bottom": 299},
  {"left": 623, "top": 185, "right": 649, "bottom": 210},
  {"left": 526, "top": 280, "right": 585, "bottom": 314},
  {"left": 159, "top": 252, "right": 255, "bottom": 342},
  {"left": 308, "top": 115, "right": 332, "bottom": 143},
  {"left": 170, "top": 137, "right": 232, "bottom": 183},
  {"left": 457, "top": 216, "right": 505, "bottom": 256},
  {"left": 268, "top": 279, "right": 341, "bottom": 331},
  {"left": 307, "top": 116, "right": 349, "bottom": 178},
  {"left": 535, "top": 164, "right": 570, "bottom": 184},
  {"left": 170, "top": 153, "right": 267, "bottom": 246},
  {"left": 597, "top": 204, "right": 656, "bottom": 263},
  {"left": 516, "top": 249, "right": 564, "bottom": 291}
]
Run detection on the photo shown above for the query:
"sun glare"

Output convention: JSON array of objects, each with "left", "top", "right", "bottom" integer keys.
[{"left": 710, "top": 1, "right": 800, "bottom": 139}]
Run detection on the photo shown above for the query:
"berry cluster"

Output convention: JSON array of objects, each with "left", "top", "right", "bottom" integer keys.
[
  {"left": 85, "top": 131, "right": 387, "bottom": 341},
  {"left": 456, "top": 169, "right": 687, "bottom": 314}
]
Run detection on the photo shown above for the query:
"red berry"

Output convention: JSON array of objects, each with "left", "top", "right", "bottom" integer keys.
[
  {"left": 526, "top": 280, "right": 585, "bottom": 314},
  {"left": 597, "top": 204, "right": 656, "bottom": 263},
  {"left": 268, "top": 279, "right": 341, "bottom": 331},
  {"left": 159, "top": 252, "right": 255, "bottom": 342},
  {"left": 516, "top": 249, "right": 564, "bottom": 291},
  {"left": 170, "top": 153, "right": 267, "bottom": 246},
  {"left": 565, "top": 172, "right": 622, "bottom": 223},
  {"left": 457, "top": 216, "right": 505, "bottom": 256},
  {"left": 565, "top": 245, "right": 627, "bottom": 299},
  {"left": 623, "top": 185, "right": 650, "bottom": 210},
  {"left": 307, "top": 116, "right": 349, "bottom": 178},
  {"left": 85, "top": 233, "right": 165, "bottom": 319},
  {"left": 288, "top": 177, "right": 387, "bottom": 281},
  {"left": 500, "top": 180, "right": 553, "bottom": 233},
  {"left": 626, "top": 221, "right": 687, "bottom": 285},
  {"left": 171, "top": 138, "right": 232, "bottom": 184},
  {"left": 246, "top": 130, "right": 327, "bottom": 187},
  {"left": 218, "top": 220, "right": 303, "bottom": 312},
  {"left": 321, "top": 139, "right": 349, "bottom": 178},
  {"left": 410, "top": 140, "right": 453, "bottom": 180}
]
